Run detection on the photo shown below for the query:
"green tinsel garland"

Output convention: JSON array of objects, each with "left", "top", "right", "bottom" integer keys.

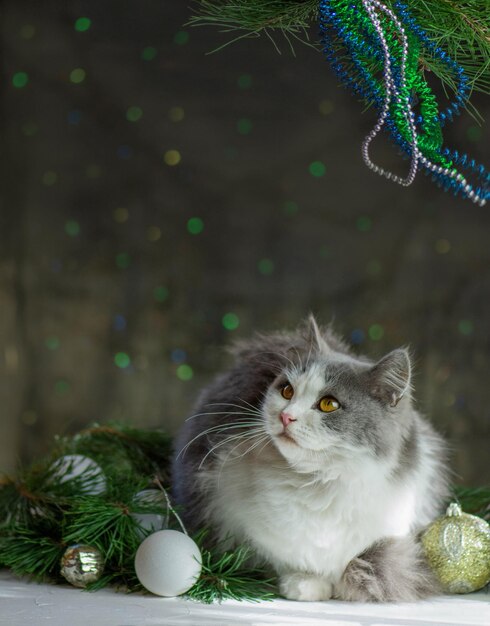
[
  {"left": 190, "top": 0, "right": 490, "bottom": 95},
  {"left": 0, "top": 423, "right": 488, "bottom": 602}
]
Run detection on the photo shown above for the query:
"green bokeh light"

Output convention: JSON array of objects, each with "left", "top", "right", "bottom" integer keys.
[
  {"left": 55, "top": 380, "right": 70, "bottom": 395},
  {"left": 237, "top": 118, "right": 253, "bottom": 135},
  {"left": 466, "top": 126, "right": 482, "bottom": 142},
  {"left": 258, "top": 258, "right": 274, "bottom": 275},
  {"left": 458, "top": 320, "right": 474, "bottom": 335},
  {"left": 187, "top": 217, "right": 204, "bottom": 235},
  {"left": 114, "top": 352, "right": 131, "bottom": 368},
  {"left": 74, "top": 17, "right": 91, "bottom": 32},
  {"left": 174, "top": 31, "right": 189, "bottom": 45},
  {"left": 42, "top": 171, "right": 58, "bottom": 186},
  {"left": 126, "top": 106, "right": 143, "bottom": 122},
  {"left": 366, "top": 259, "right": 382, "bottom": 276},
  {"left": 20, "top": 25, "right": 36, "bottom": 39},
  {"left": 153, "top": 286, "right": 169, "bottom": 302},
  {"left": 284, "top": 200, "right": 299, "bottom": 215},
  {"left": 141, "top": 46, "right": 157, "bottom": 61},
  {"left": 70, "top": 68, "right": 86, "bottom": 84},
  {"left": 45, "top": 337, "right": 60, "bottom": 351},
  {"left": 237, "top": 74, "right": 252, "bottom": 89},
  {"left": 116, "top": 253, "right": 131, "bottom": 269},
  {"left": 356, "top": 216, "right": 373, "bottom": 232},
  {"left": 65, "top": 220, "right": 80, "bottom": 237},
  {"left": 368, "top": 324, "right": 384, "bottom": 341},
  {"left": 12, "top": 72, "right": 29, "bottom": 88},
  {"left": 22, "top": 122, "right": 38, "bottom": 137},
  {"left": 222, "top": 312, "right": 240, "bottom": 330},
  {"left": 177, "top": 364, "right": 193, "bottom": 381},
  {"left": 319, "top": 245, "right": 330, "bottom": 258},
  {"left": 309, "top": 161, "right": 326, "bottom": 177}
]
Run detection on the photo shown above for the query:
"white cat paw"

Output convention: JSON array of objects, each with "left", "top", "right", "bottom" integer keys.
[{"left": 279, "top": 572, "right": 333, "bottom": 601}]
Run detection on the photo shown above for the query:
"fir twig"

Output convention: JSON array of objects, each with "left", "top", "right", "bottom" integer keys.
[
  {"left": 189, "top": 0, "right": 490, "bottom": 94},
  {"left": 453, "top": 486, "right": 490, "bottom": 521},
  {"left": 0, "top": 530, "right": 65, "bottom": 578},
  {"left": 187, "top": 543, "right": 277, "bottom": 603}
]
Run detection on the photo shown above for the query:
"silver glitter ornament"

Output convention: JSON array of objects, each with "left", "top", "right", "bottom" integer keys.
[{"left": 60, "top": 544, "right": 104, "bottom": 588}]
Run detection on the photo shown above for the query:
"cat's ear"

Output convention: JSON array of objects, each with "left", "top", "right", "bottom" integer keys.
[
  {"left": 369, "top": 349, "right": 412, "bottom": 407},
  {"left": 305, "top": 314, "right": 330, "bottom": 354}
]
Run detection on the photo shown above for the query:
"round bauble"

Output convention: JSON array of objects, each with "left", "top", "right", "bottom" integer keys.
[
  {"left": 422, "top": 502, "right": 490, "bottom": 593},
  {"left": 51, "top": 454, "right": 106, "bottom": 495},
  {"left": 131, "top": 489, "right": 168, "bottom": 539},
  {"left": 60, "top": 544, "right": 104, "bottom": 588},
  {"left": 134, "top": 529, "right": 202, "bottom": 596}
]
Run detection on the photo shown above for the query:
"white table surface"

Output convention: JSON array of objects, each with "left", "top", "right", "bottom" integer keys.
[{"left": 1, "top": 570, "right": 489, "bottom": 626}]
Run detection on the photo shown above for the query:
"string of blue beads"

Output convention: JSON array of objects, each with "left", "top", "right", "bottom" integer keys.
[{"left": 318, "top": 0, "right": 489, "bottom": 204}]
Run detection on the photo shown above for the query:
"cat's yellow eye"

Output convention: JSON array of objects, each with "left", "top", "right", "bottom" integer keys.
[
  {"left": 318, "top": 396, "right": 340, "bottom": 413},
  {"left": 280, "top": 383, "right": 294, "bottom": 400}
]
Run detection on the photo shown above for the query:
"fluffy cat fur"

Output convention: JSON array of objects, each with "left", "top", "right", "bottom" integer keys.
[{"left": 172, "top": 317, "right": 449, "bottom": 602}]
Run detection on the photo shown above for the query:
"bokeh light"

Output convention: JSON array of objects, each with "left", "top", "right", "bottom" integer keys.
[
  {"left": 153, "top": 286, "right": 169, "bottom": 302},
  {"left": 126, "top": 106, "right": 143, "bottom": 122},
  {"left": 458, "top": 320, "right": 474, "bottom": 335},
  {"left": 176, "top": 364, "right": 193, "bottom": 380},
  {"left": 113, "top": 207, "right": 129, "bottom": 223},
  {"left": 309, "top": 161, "right": 326, "bottom": 177},
  {"left": 12, "top": 72, "right": 29, "bottom": 88},
  {"left": 65, "top": 220, "right": 80, "bottom": 237},
  {"left": 70, "top": 68, "right": 86, "bottom": 84},
  {"left": 222, "top": 313, "right": 240, "bottom": 330},
  {"left": 114, "top": 352, "right": 131, "bottom": 368},
  {"left": 141, "top": 46, "right": 157, "bottom": 61},
  {"left": 174, "top": 31, "right": 189, "bottom": 45},
  {"left": 74, "top": 17, "right": 91, "bottom": 32},
  {"left": 258, "top": 258, "right": 274, "bottom": 275},
  {"left": 187, "top": 217, "right": 204, "bottom": 235},
  {"left": 164, "top": 150, "right": 181, "bottom": 166},
  {"left": 368, "top": 324, "right": 384, "bottom": 341}
]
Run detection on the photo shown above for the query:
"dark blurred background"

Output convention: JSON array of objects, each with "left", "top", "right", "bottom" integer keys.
[{"left": 1, "top": 1, "right": 489, "bottom": 484}]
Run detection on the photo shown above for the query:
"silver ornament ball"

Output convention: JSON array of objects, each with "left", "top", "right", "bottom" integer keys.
[{"left": 60, "top": 544, "right": 105, "bottom": 588}]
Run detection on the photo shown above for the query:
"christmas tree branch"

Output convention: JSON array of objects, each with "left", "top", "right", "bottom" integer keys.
[{"left": 189, "top": 0, "right": 490, "bottom": 94}]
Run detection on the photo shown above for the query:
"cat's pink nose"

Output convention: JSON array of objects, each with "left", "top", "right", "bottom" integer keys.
[{"left": 280, "top": 412, "right": 296, "bottom": 428}]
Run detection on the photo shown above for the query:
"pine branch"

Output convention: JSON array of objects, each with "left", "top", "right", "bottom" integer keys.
[
  {"left": 453, "top": 486, "right": 490, "bottom": 521},
  {"left": 187, "top": 543, "right": 277, "bottom": 603},
  {"left": 0, "top": 530, "right": 65, "bottom": 578},
  {"left": 189, "top": 0, "right": 490, "bottom": 94}
]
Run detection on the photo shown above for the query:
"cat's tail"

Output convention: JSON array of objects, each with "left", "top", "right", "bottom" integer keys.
[{"left": 334, "top": 535, "right": 441, "bottom": 602}]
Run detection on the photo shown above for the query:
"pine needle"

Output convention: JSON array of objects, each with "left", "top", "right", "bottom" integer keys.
[
  {"left": 187, "top": 544, "right": 277, "bottom": 603},
  {"left": 189, "top": 0, "right": 490, "bottom": 94}
]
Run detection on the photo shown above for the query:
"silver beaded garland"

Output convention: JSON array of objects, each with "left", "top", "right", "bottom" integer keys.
[{"left": 361, "top": 0, "right": 486, "bottom": 206}]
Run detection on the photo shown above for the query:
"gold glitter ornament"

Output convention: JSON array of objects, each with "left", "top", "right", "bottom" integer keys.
[
  {"left": 422, "top": 502, "right": 490, "bottom": 593},
  {"left": 60, "top": 544, "right": 104, "bottom": 588}
]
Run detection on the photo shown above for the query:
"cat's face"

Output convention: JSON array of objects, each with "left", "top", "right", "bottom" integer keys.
[{"left": 261, "top": 348, "right": 412, "bottom": 471}]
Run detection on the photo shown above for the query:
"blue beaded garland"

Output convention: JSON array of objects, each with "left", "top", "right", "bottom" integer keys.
[{"left": 318, "top": 0, "right": 489, "bottom": 205}]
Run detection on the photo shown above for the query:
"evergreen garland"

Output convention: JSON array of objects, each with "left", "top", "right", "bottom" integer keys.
[
  {"left": 0, "top": 424, "right": 275, "bottom": 602},
  {"left": 190, "top": 0, "right": 490, "bottom": 95},
  {"left": 1, "top": 423, "right": 488, "bottom": 602}
]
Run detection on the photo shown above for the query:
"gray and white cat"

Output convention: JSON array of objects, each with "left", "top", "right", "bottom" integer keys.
[{"left": 172, "top": 317, "right": 449, "bottom": 602}]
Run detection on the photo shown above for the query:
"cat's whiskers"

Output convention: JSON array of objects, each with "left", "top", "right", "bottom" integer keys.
[
  {"left": 185, "top": 408, "right": 262, "bottom": 421},
  {"left": 216, "top": 431, "right": 271, "bottom": 487},
  {"left": 177, "top": 419, "right": 264, "bottom": 458},
  {"left": 201, "top": 426, "right": 268, "bottom": 469},
  {"left": 204, "top": 401, "right": 263, "bottom": 418},
  {"left": 198, "top": 430, "right": 260, "bottom": 469}
]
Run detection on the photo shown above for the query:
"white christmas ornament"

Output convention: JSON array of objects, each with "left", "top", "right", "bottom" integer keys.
[
  {"left": 131, "top": 489, "right": 168, "bottom": 539},
  {"left": 50, "top": 454, "right": 106, "bottom": 495},
  {"left": 134, "top": 529, "right": 202, "bottom": 596}
]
